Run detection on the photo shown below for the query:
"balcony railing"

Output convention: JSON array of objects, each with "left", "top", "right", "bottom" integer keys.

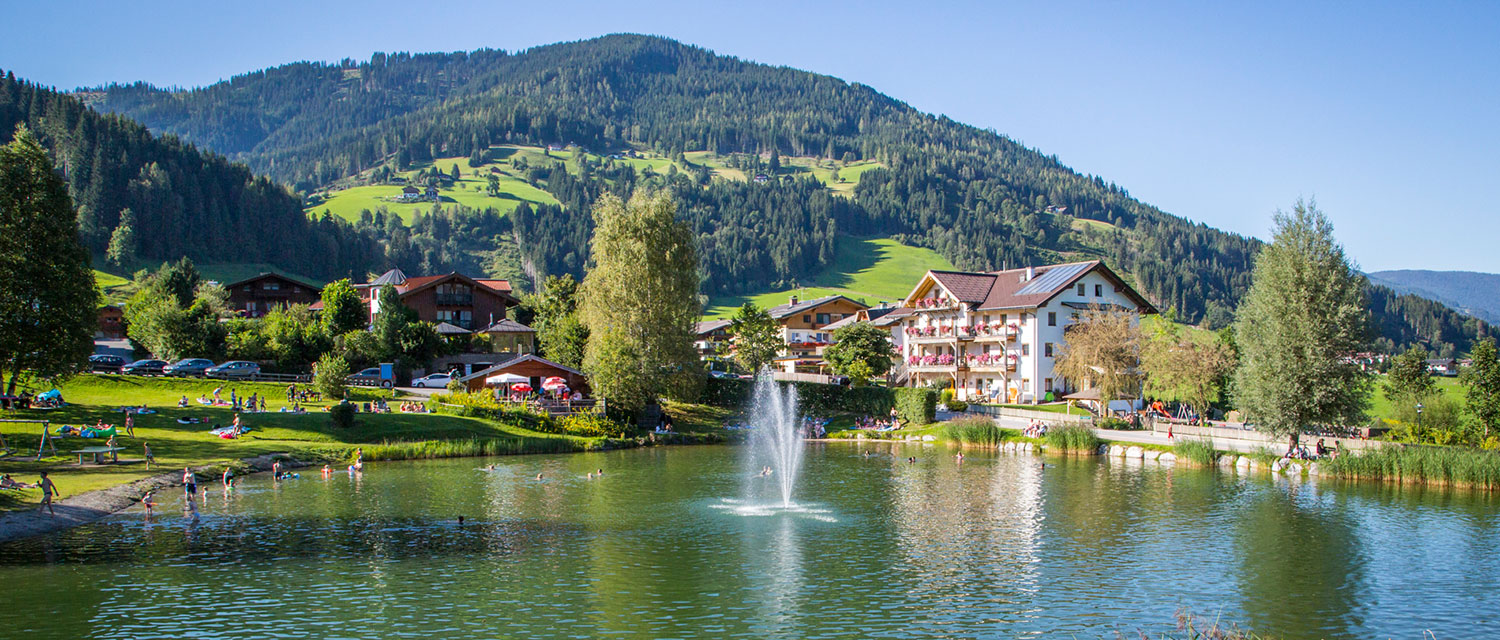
[{"left": 435, "top": 294, "right": 474, "bottom": 306}]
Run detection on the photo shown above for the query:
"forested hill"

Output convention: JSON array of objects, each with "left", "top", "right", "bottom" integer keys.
[
  {"left": 1368, "top": 270, "right": 1500, "bottom": 325},
  {"left": 57, "top": 35, "right": 1491, "bottom": 353}
]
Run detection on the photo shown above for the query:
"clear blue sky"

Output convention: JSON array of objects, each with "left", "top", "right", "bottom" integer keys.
[{"left": 5, "top": 1, "right": 1498, "bottom": 273}]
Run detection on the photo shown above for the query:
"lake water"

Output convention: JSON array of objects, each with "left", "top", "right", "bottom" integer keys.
[{"left": 1, "top": 443, "right": 1497, "bottom": 639}]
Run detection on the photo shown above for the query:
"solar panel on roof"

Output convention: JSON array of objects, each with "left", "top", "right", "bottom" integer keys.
[{"left": 1015, "top": 263, "right": 1089, "bottom": 295}]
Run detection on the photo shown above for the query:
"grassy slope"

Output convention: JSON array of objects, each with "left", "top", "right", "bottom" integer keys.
[
  {"left": 0, "top": 375, "right": 585, "bottom": 508},
  {"left": 1368, "top": 374, "right": 1465, "bottom": 421},
  {"left": 703, "top": 236, "right": 954, "bottom": 318}
]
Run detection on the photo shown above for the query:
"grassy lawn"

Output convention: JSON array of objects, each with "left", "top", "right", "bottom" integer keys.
[
  {"left": 702, "top": 236, "right": 953, "bottom": 318},
  {"left": 0, "top": 375, "right": 587, "bottom": 509}
]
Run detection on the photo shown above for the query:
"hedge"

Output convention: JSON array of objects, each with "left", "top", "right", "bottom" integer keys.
[
  {"left": 700, "top": 377, "right": 894, "bottom": 416},
  {"left": 894, "top": 388, "right": 937, "bottom": 426}
]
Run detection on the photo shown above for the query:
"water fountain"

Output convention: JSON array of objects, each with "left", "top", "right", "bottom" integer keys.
[{"left": 749, "top": 372, "right": 804, "bottom": 508}]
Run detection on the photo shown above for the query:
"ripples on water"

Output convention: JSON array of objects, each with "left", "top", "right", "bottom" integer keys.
[{"left": 1, "top": 444, "right": 1497, "bottom": 639}]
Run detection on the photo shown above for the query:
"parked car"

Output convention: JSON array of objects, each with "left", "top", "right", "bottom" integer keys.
[
  {"left": 708, "top": 370, "right": 737, "bottom": 379},
  {"left": 205, "top": 361, "right": 262, "bottom": 379},
  {"left": 121, "top": 359, "right": 168, "bottom": 376},
  {"left": 411, "top": 373, "right": 452, "bottom": 388},
  {"left": 347, "top": 367, "right": 392, "bottom": 388},
  {"left": 164, "top": 358, "right": 216, "bottom": 377},
  {"left": 88, "top": 354, "right": 125, "bottom": 373}
]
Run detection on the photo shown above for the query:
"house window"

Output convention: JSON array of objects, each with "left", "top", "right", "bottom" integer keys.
[
  {"left": 1047, "top": 312, "right": 1056, "bottom": 326},
  {"left": 1077, "top": 283, "right": 1085, "bottom": 296},
  {"left": 1044, "top": 343, "right": 1053, "bottom": 357},
  {"left": 247, "top": 302, "right": 257, "bottom": 313},
  {"left": 265, "top": 281, "right": 280, "bottom": 291},
  {"left": 1001, "top": 314, "right": 1008, "bottom": 324},
  {"left": 1022, "top": 344, "right": 1031, "bottom": 356},
  {"left": 816, "top": 313, "right": 830, "bottom": 325},
  {"left": 803, "top": 315, "right": 811, "bottom": 323},
  {"left": 1045, "top": 377, "right": 1053, "bottom": 391},
  {"left": 243, "top": 285, "right": 252, "bottom": 292},
  {"left": 1022, "top": 378, "right": 1031, "bottom": 392},
  {"left": 1095, "top": 284, "right": 1102, "bottom": 297}
]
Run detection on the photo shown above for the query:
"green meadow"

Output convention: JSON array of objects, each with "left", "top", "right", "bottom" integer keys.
[{"left": 703, "top": 236, "right": 954, "bottom": 318}]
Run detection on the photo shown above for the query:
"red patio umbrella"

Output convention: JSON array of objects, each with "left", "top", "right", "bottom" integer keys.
[
  {"left": 510, "top": 383, "right": 533, "bottom": 393},
  {"left": 541, "top": 376, "right": 569, "bottom": 391}
]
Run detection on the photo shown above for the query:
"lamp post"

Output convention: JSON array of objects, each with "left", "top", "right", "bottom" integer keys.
[{"left": 1416, "top": 402, "right": 1425, "bottom": 433}]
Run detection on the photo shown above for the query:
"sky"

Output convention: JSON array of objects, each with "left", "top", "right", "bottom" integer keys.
[{"left": 4, "top": 1, "right": 1498, "bottom": 273}]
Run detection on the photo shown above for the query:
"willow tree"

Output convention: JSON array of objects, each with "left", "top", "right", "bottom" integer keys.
[
  {"left": 0, "top": 125, "right": 98, "bottom": 393},
  {"left": 1140, "top": 317, "right": 1237, "bottom": 418},
  {"left": 1055, "top": 308, "right": 1142, "bottom": 410},
  {"left": 579, "top": 191, "right": 701, "bottom": 413},
  {"left": 1232, "top": 200, "right": 1371, "bottom": 438}
]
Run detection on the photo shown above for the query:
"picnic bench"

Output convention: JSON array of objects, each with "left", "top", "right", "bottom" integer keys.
[{"left": 76, "top": 446, "right": 124, "bottom": 465}]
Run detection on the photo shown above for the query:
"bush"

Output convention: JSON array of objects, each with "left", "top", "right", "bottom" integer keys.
[
  {"left": 329, "top": 401, "right": 356, "bottom": 429},
  {"left": 1044, "top": 424, "right": 1101, "bottom": 453},
  {"left": 894, "top": 388, "right": 937, "bottom": 426},
  {"left": 556, "top": 412, "right": 628, "bottom": 438},
  {"left": 946, "top": 399, "right": 968, "bottom": 412},
  {"left": 1098, "top": 417, "right": 1135, "bottom": 430},
  {"left": 314, "top": 353, "right": 350, "bottom": 400},
  {"left": 698, "top": 376, "right": 894, "bottom": 415}
]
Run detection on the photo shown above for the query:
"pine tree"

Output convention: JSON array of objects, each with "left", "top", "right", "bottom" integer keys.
[
  {"left": 0, "top": 125, "right": 99, "bottom": 393},
  {"left": 1232, "top": 201, "right": 1371, "bottom": 438}
]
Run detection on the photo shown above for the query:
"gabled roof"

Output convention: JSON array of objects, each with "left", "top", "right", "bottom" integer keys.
[
  {"left": 475, "top": 279, "right": 513, "bottom": 293},
  {"left": 360, "top": 271, "right": 520, "bottom": 305},
  {"left": 480, "top": 318, "right": 535, "bottom": 334},
  {"left": 868, "top": 307, "right": 913, "bottom": 327},
  {"left": 820, "top": 315, "right": 862, "bottom": 332},
  {"left": 766, "top": 294, "right": 869, "bottom": 320},
  {"left": 457, "top": 354, "right": 585, "bottom": 383},
  {"left": 224, "top": 271, "right": 324, "bottom": 292},
  {"left": 695, "top": 319, "right": 732, "bottom": 335},
  {"left": 903, "top": 261, "right": 1156, "bottom": 313},
  {"left": 433, "top": 322, "right": 471, "bottom": 335}
]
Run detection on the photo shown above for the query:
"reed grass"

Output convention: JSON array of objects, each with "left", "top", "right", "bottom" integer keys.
[
  {"left": 357, "top": 437, "right": 585, "bottom": 462},
  {"left": 1174, "top": 438, "right": 1220, "bottom": 466},
  {"left": 1044, "top": 424, "right": 1101, "bottom": 453},
  {"left": 1321, "top": 444, "right": 1500, "bottom": 489},
  {"left": 942, "top": 415, "right": 1020, "bottom": 447}
]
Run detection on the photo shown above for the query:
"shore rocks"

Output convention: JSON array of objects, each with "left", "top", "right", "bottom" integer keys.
[
  {"left": 1126, "top": 446, "right": 1145, "bottom": 459},
  {"left": 1158, "top": 452, "right": 1177, "bottom": 464}
]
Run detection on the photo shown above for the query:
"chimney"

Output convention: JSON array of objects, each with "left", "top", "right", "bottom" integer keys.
[
  {"left": 790, "top": 294, "right": 800, "bottom": 306},
  {"left": 1022, "top": 266, "right": 1035, "bottom": 282}
]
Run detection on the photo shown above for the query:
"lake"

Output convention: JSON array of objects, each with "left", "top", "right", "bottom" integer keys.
[{"left": 1, "top": 443, "right": 1496, "bottom": 639}]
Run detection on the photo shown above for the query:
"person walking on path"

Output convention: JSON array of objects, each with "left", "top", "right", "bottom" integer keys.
[
  {"left": 38, "top": 472, "right": 60, "bottom": 516},
  {"left": 143, "top": 442, "right": 155, "bottom": 470},
  {"left": 124, "top": 411, "right": 135, "bottom": 438}
]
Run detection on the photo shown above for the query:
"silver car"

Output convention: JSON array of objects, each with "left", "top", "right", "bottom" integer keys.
[
  {"left": 205, "top": 360, "right": 262, "bottom": 379},
  {"left": 164, "top": 358, "right": 216, "bottom": 377}
]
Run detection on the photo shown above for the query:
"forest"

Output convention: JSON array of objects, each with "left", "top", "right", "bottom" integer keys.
[{"left": 4, "top": 34, "right": 1487, "bottom": 355}]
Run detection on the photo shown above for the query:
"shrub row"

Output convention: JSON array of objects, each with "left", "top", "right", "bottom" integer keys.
[{"left": 699, "top": 377, "right": 895, "bottom": 416}]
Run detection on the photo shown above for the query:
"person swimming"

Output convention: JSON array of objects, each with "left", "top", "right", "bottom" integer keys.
[
  {"left": 321, "top": 465, "right": 332, "bottom": 476},
  {"left": 596, "top": 468, "right": 603, "bottom": 477},
  {"left": 536, "top": 473, "right": 543, "bottom": 480}
]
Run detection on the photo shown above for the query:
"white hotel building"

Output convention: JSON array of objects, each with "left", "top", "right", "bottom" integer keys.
[{"left": 897, "top": 261, "right": 1156, "bottom": 403}]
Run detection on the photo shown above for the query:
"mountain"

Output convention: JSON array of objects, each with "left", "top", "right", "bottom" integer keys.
[
  {"left": 1368, "top": 270, "right": 1500, "bottom": 325},
  {"left": 42, "top": 34, "right": 1491, "bottom": 354}
]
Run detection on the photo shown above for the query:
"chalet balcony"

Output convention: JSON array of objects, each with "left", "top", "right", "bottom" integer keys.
[
  {"left": 905, "top": 355, "right": 966, "bottom": 371},
  {"left": 963, "top": 353, "right": 1018, "bottom": 372},
  {"left": 435, "top": 294, "right": 474, "bottom": 306}
]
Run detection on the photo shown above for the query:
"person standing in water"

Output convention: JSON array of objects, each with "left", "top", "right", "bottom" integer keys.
[
  {"left": 182, "top": 468, "right": 197, "bottom": 502},
  {"left": 37, "top": 472, "right": 60, "bottom": 516}
]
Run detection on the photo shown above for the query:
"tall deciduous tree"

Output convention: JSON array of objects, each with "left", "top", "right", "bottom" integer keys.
[
  {"left": 1232, "top": 201, "right": 1371, "bottom": 438},
  {"left": 1463, "top": 337, "right": 1500, "bottom": 441},
  {"left": 1055, "top": 308, "right": 1143, "bottom": 411},
  {"left": 1384, "top": 345, "right": 1436, "bottom": 411},
  {"left": 727, "top": 303, "right": 781, "bottom": 373},
  {"left": 824, "top": 321, "right": 896, "bottom": 383},
  {"left": 579, "top": 191, "right": 701, "bottom": 412},
  {"left": 0, "top": 125, "right": 98, "bottom": 393},
  {"left": 105, "top": 207, "right": 137, "bottom": 268},
  {"left": 525, "top": 274, "right": 590, "bottom": 368},
  {"left": 320, "top": 279, "right": 367, "bottom": 336}
]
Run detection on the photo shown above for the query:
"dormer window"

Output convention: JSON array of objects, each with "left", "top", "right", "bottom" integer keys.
[{"left": 1076, "top": 283, "right": 1085, "bottom": 296}]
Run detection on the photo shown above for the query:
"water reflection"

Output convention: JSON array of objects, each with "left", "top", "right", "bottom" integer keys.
[{"left": 0, "top": 445, "right": 1497, "bottom": 639}]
